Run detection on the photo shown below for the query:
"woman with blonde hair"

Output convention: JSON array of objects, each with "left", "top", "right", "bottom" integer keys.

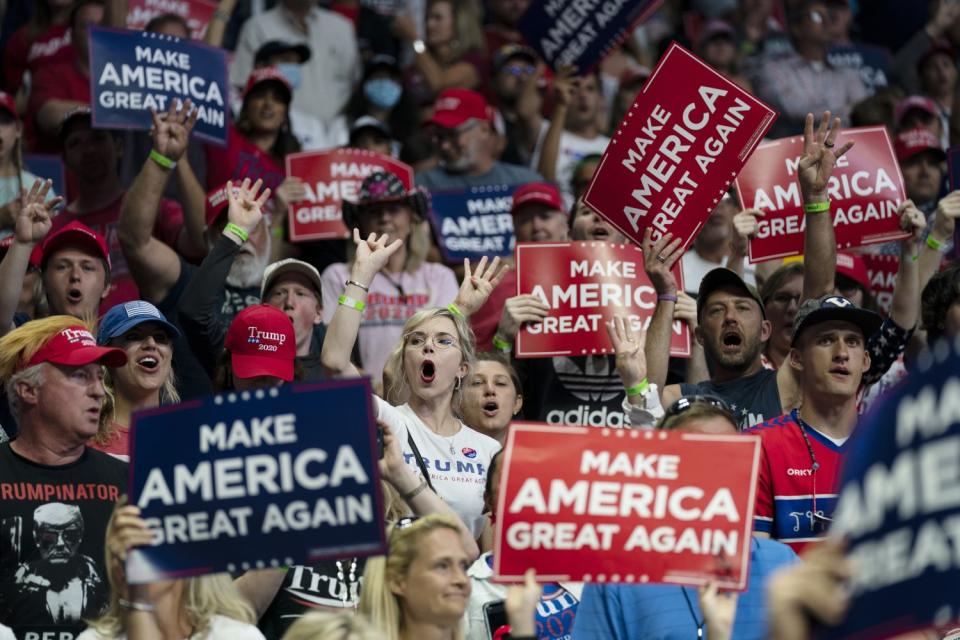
[
  {"left": 92, "top": 301, "right": 181, "bottom": 461},
  {"left": 322, "top": 170, "right": 459, "bottom": 387},
  {"left": 360, "top": 515, "right": 471, "bottom": 640},
  {"left": 323, "top": 230, "right": 505, "bottom": 538},
  {"left": 282, "top": 611, "right": 384, "bottom": 640},
  {"left": 79, "top": 502, "right": 263, "bottom": 640}
]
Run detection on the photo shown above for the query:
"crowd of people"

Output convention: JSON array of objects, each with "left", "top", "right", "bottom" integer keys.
[{"left": 0, "top": 0, "right": 958, "bottom": 638}]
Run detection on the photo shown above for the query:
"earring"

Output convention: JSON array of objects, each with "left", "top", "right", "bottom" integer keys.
[{"left": 455, "top": 376, "right": 462, "bottom": 391}]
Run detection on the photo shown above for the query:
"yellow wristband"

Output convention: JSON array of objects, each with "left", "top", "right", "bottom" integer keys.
[
  {"left": 447, "top": 302, "right": 464, "bottom": 318},
  {"left": 926, "top": 235, "right": 947, "bottom": 252},
  {"left": 625, "top": 379, "right": 649, "bottom": 396},
  {"left": 803, "top": 200, "right": 831, "bottom": 214},
  {"left": 338, "top": 294, "right": 365, "bottom": 312},
  {"left": 224, "top": 222, "right": 249, "bottom": 242}
]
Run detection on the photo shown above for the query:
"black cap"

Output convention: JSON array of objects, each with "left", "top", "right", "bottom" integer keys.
[
  {"left": 791, "top": 295, "right": 882, "bottom": 346},
  {"left": 254, "top": 40, "right": 311, "bottom": 66},
  {"left": 493, "top": 44, "right": 538, "bottom": 72},
  {"left": 365, "top": 54, "right": 401, "bottom": 78},
  {"left": 697, "top": 268, "right": 766, "bottom": 319},
  {"left": 350, "top": 115, "right": 392, "bottom": 142}
]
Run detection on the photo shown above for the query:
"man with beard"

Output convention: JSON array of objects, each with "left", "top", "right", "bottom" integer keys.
[
  {"left": 0, "top": 317, "right": 127, "bottom": 638},
  {"left": 118, "top": 102, "right": 272, "bottom": 396},
  {"left": 415, "top": 89, "right": 541, "bottom": 193},
  {"left": 643, "top": 113, "right": 853, "bottom": 428}
]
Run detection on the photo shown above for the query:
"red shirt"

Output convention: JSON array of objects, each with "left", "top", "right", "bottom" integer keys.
[
  {"left": 27, "top": 58, "right": 91, "bottom": 153},
  {"left": 52, "top": 193, "right": 184, "bottom": 312},
  {"left": 89, "top": 422, "right": 130, "bottom": 462},
  {"left": 3, "top": 23, "right": 72, "bottom": 94},
  {"left": 206, "top": 126, "right": 285, "bottom": 215}
]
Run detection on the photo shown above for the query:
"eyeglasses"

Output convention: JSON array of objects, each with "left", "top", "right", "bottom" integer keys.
[
  {"left": 501, "top": 63, "right": 535, "bottom": 76},
  {"left": 767, "top": 292, "right": 802, "bottom": 308},
  {"left": 403, "top": 331, "right": 460, "bottom": 350},
  {"left": 663, "top": 395, "right": 734, "bottom": 421}
]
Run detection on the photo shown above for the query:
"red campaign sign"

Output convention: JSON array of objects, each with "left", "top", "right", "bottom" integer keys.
[
  {"left": 285, "top": 149, "right": 414, "bottom": 242},
  {"left": 494, "top": 423, "right": 761, "bottom": 589},
  {"left": 126, "top": 0, "right": 217, "bottom": 39},
  {"left": 734, "top": 126, "right": 909, "bottom": 263},
  {"left": 514, "top": 241, "right": 691, "bottom": 358},
  {"left": 582, "top": 43, "right": 776, "bottom": 253},
  {"left": 860, "top": 253, "right": 898, "bottom": 315}
]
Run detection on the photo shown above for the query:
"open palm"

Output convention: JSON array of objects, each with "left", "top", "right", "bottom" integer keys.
[{"left": 15, "top": 179, "right": 61, "bottom": 244}]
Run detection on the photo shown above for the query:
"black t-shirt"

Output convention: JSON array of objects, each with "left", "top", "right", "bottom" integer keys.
[
  {"left": 680, "top": 368, "right": 783, "bottom": 430},
  {"left": 517, "top": 355, "right": 627, "bottom": 428},
  {"left": 0, "top": 444, "right": 127, "bottom": 640},
  {"left": 258, "top": 558, "right": 366, "bottom": 640}
]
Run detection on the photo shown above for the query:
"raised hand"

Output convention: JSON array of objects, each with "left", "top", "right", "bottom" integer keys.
[
  {"left": 496, "top": 294, "right": 550, "bottom": 341},
  {"left": 797, "top": 112, "right": 854, "bottom": 201},
  {"left": 504, "top": 569, "right": 542, "bottom": 637},
  {"left": 351, "top": 228, "right": 404, "bottom": 284},
  {"left": 149, "top": 98, "right": 198, "bottom": 162},
  {"left": 606, "top": 315, "right": 647, "bottom": 390},
  {"left": 377, "top": 421, "right": 406, "bottom": 485},
  {"left": 731, "top": 208, "right": 765, "bottom": 256},
  {"left": 642, "top": 228, "right": 683, "bottom": 296},
  {"left": 226, "top": 178, "right": 271, "bottom": 236},
  {"left": 273, "top": 176, "right": 307, "bottom": 213},
  {"left": 14, "top": 179, "right": 61, "bottom": 245},
  {"left": 673, "top": 291, "right": 698, "bottom": 329},
  {"left": 453, "top": 256, "right": 508, "bottom": 316},
  {"left": 552, "top": 65, "right": 575, "bottom": 108},
  {"left": 699, "top": 581, "right": 739, "bottom": 640},
  {"left": 106, "top": 505, "right": 155, "bottom": 563}
]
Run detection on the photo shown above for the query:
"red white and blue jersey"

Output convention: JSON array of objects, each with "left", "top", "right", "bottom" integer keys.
[{"left": 745, "top": 410, "right": 846, "bottom": 552}]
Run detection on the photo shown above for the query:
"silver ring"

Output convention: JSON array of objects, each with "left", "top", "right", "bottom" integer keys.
[
  {"left": 656, "top": 254, "right": 667, "bottom": 263},
  {"left": 824, "top": 141, "right": 835, "bottom": 148}
]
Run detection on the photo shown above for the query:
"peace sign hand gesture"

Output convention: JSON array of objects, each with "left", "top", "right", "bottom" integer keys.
[
  {"left": 15, "top": 179, "right": 62, "bottom": 245},
  {"left": 797, "top": 111, "right": 854, "bottom": 202}
]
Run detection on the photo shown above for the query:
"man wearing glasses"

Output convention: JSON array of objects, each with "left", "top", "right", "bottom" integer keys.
[
  {"left": 748, "top": 295, "right": 880, "bottom": 551},
  {"left": 415, "top": 88, "right": 542, "bottom": 193},
  {"left": 752, "top": 0, "right": 868, "bottom": 137}
]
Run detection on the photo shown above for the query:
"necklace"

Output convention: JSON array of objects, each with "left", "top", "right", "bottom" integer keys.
[
  {"left": 793, "top": 409, "right": 832, "bottom": 533},
  {"left": 680, "top": 586, "right": 704, "bottom": 638},
  {"left": 336, "top": 557, "right": 358, "bottom": 609}
]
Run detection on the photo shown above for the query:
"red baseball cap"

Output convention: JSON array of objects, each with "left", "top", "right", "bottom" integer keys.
[
  {"left": 894, "top": 95, "right": 938, "bottom": 126},
  {"left": 224, "top": 304, "right": 295, "bottom": 382},
  {"left": 40, "top": 221, "right": 111, "bottom": 270},
  {"left": 836, "top": 252, "right": 870, "bottom": 290},
  {"left": 895, "top": 128, "right": 946, "bottom": 162},
  {"left": 510, "top": 182, "right": 564, "bottom": 216},
  {"left": 205, "top": 182, "right": 240, "bottom": 228},
  {"left": 244, "top": 66, "right": 292, "bottom": 103},
  {"left": 20, "top": 324, "right": 127, "bottom": 372},
  {"left": 0, "top": 92, "right": 18, "bottom": 123},
  {"left": 428, "top": 89, "right": 493, "bottom": 130}
]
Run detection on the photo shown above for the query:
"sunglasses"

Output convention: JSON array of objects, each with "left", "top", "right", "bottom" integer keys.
[{"left": 664, "top": 394, "right": 734, "bottom": 421}]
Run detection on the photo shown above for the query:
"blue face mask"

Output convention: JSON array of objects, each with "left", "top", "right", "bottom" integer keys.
[
  {"left": 363, "top": 78, "right": 402, "bottom": 110},
  {"left": 276, "top": 62, "right": 302, "bottom": 90}
]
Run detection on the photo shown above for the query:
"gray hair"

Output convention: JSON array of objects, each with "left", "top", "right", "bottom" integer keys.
[{"left": 5, "top": 363, "right": 45, "bottom": 424}]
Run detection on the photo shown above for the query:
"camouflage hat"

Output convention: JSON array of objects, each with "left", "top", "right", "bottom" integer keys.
[{"left": 341, "top": 170, "right": 428, "bottom": 229}]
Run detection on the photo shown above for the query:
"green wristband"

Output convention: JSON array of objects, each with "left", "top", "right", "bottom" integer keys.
[
  {"left": 926, "top": 235, "right": 946, "bottom": 252},
  {"left": 625, "top": 378, "right": 650, "bottom": 396},
  {"left": 492, "top": 335, "right": 512, "bottom": 352},
  {"left": 149, "top": 148, "right": 176, "bottom": 170},
  {"left": 224, "top": 222, "right": 249, "bottom": 242},
  {"left": 447, "top": 302, "right": 464, "bottom": 318},
  {"left": 338, "top": 294, "right": 366, "bottom": 312},
  {"left": 802, "top": 200, "right": 830, "bottom": 214}
]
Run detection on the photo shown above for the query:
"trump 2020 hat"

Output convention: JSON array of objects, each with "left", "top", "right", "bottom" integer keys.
[
  {"left": 225, "top": 304, "right": 295, "bottom": 382},
  {"left": 22, "top": 324, "right": 127, "bottom": 371},
  {"left": 791, "top": 294, "right": 882, "bottom": 346},
  {"left": 97, "top": 300, "right": 181, "bottom": 344}
]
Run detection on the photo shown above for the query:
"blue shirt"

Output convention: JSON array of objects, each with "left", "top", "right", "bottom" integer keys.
[{"left": 571, "top": 538, "right": 797, "bottom": 640}]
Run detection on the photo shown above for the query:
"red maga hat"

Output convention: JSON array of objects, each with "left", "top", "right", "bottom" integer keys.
[
  {"left": 21, "top": 324, "right": 126, "bottom": 372},
  {"left": 225, "top": 304, "right": 296, "bottom": 382},
  {"left": 510, "top": 182, "right": 564, "bottom": 216}
]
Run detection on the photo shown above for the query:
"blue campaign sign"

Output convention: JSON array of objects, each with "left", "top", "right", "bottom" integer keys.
[
  {"left": 23, "top": 154, "right": 66, "bottom": 200},
  {"left": 126, "top": 379, "right": 386, "bottom": 584},
  {"left": 828, "top": 43, "right": 891, "bottom": 92},
  {"left": 949, "top": 147, "right": 960, "bottom": 192},
  {"left": 428, "top": 184, "right": 518, "bottom": 263},
  {"left": 823, "top": 337, "right": 960, "bottom": 639},
  {"left": 88, "top": 26, "right": 228, "bottom": 145},
  {"left": 518, "top": 0, "right": 662, "bottom": 72}
]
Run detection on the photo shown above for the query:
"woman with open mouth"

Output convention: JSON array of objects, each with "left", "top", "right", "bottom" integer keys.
[
  {"left": 460, "top": 353, "right": 523, "bottom": 446},
  {"left": 92, "top": 300, "right": 181, "bottom": 461},
  {"left": 323, "top": 229, "right": 506, "bottom": 539}
]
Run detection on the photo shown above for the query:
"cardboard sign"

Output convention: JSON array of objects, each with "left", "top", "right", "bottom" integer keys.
[
  {"left": 88, "top": 26, "right": 229, "bottom": 145},
  {"left": 514, "top": 241, "right": 690, "bottom": 358},
  {"left": 285, "top": 149, "right": 414, "bottom": 242},
  {"left": 494, "top": 423, "right": 761, "bottom": 588},
  {"left": 125, "top": 0, "right": 218, "bottom": 40},
  {"left": 428, "top": 185, "right": 518, "bottom": 263},
  {"left": 823, "top": 339, "right": 960, "bottom": 639},
  {"left": 860, "top": 253, "right": 898, "bottom": 315},
  {"left": 518, "top": 0, "right": 663, "bottom": 72},
  {"left": 735, "top": 127, "right": 908, "bottom": 262},
  {"left": 127, "top": 380, "right": 386, "bottom": 583},
  {"left": 583, "top": 43, "right": 776, "bottom": 253}
]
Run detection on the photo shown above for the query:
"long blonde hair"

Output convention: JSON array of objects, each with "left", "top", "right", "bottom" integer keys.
[
  {"left": 359, "top": 515, "right": 465, "bottom": 640},
  {"left": 428, "top": 0, "right": 485, "bottom": 61},
  {"left": 383, "top": 308, "right": 476, "bottom": 412},
  {"left": 283, "top": 611, "right": 385, "bottom": 640},
  {"left": 87, "top": 502, "right": 256, "bottom": 636},
  {"left": 347, "top": 208, "right": 430, "bottom": 275}
]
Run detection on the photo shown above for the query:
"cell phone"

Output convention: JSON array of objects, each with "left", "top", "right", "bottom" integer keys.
[
  {"left": 483, "top": 600, "right": 510, "bottom": 639},
  {"left": 377, "top": 425, "right": 385, "bottom": 459}
]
